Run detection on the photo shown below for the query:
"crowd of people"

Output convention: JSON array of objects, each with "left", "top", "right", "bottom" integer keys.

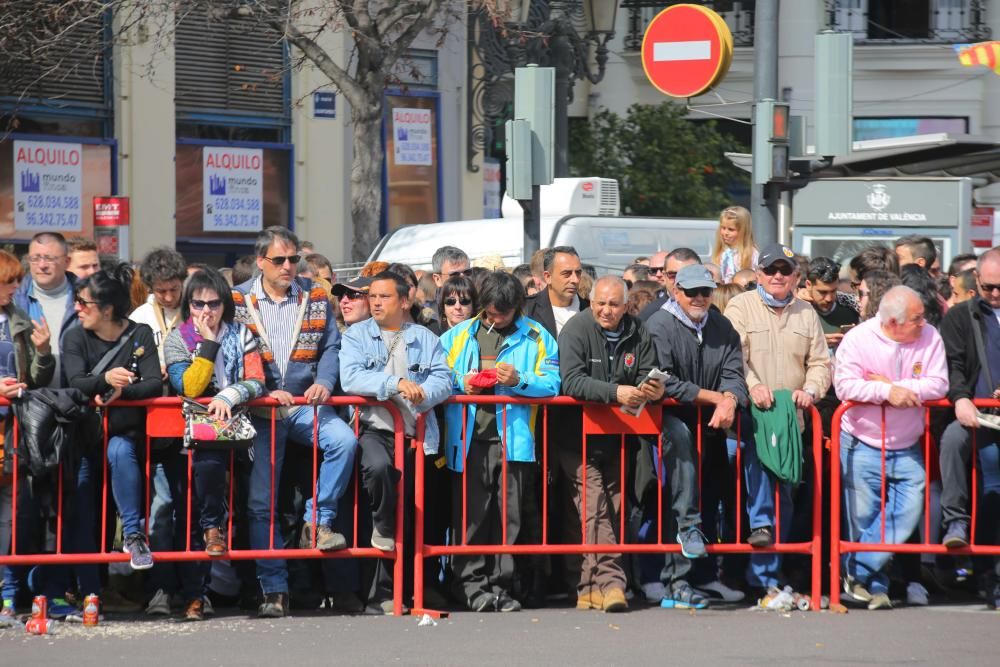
[{"left": 0, "top": 205, "right": 997, "bottom": 624}]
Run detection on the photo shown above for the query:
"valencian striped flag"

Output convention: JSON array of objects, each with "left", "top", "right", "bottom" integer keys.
[{"left": 955, "top": 41, "right": 1000, "bottom": 74}]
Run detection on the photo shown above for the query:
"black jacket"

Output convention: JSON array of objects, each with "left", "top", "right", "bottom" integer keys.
[
  {"left": 524, "top": 288, "right": 590, "bottom": 340},
  {"left": 940, "top": 296, "right": 991, "bottom": 403},
  {"left": 638, "top": 295, "right": 669, "bottom": 322},
  {"left": 558, "top": 309, "right": 657, "bottom": 403},
  {"left": 645, "top": 306, "right": 748, "bottom": 408}
]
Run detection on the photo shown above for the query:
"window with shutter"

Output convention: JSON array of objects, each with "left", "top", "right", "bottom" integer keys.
[{"left": 174, "top": 6, "right": 289, "bottom": 123}]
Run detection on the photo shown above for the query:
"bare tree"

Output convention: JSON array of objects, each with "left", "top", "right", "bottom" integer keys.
[{"left": 0, "top": 0, "right": 481, "bottom": 260}]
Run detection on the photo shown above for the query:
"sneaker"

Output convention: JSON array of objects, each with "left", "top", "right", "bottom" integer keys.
[
  {"left": 257, "top": 592, "right": 289, "bottom": 618},
  {"left": 842, "top": 576, "right": 872, "bottom": 604},
  {"left": 986, "top": 582, "right": 1000, "bottom": 610},
  {"left": 496, "top": 591, "right": 521, "bottom": 612},
  {"left": 0, "top": 599, "right": 15, "bottom": 619},
  {"left": 101, "top": 588, "right": 143, "bottom": 613},
  {"left": 642, "top": 582, "right": 666, "bottom": 604},
  {"left": 123, "top": 533, "right": 154, "bottom": 570},
  {"left": 694, "top": 579, "right": 746, "bottom": 603},
  {"left": 47, "top": 597, "right": 78, "bottom": 620},
  {"left": 868, "top": 592, "right": 892, "bottom": 610},
  {"left": 145, "top": 588, "right": 172, "bottom": 616},
  {"left": 677, "top": 527, "right": 708, "bottom": 559},
  {"left": 660, "top": 583, "right": 708, "bottom": 610},
  {"left": 371, "top": 526, "right": 395, "bottom": 552},
  {"left": 327, "top": 592, "right": 365, "bottom": 614},
  {"left": 300, "top": 524, "right": 347, "bottom": 551},
  {"left": 906, "top": 582, "right": 929, "bottom": 606},
  {"left": 201, "top": 595, "right": 215, "bottom": 617},
  {"left": 747, "top": 526, "right": 774, "bottom": 548},
  {"left": 470, "top": 592, "right": 496, "bottom": 612},
  {"left": 601, "top": 588, "right": 628, "bottom": 613},
  {"left": 364, "top": 599, "right": 402, "bottom": 616},
  {"left": 943, "top": 521, "right": 970, "bottom": 548}
]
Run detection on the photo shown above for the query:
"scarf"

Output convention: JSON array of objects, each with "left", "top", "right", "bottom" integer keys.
[
  {"left": 757, "top": 284, "right": 793, "bottom": 309},
  {"left": 178, "top": 319, "right": 244, "bottom": 387},
  {"left": 720, "top": 247, "right": 739, "bottom": 281},
  {"left": 664, "top": 298, "right": 706, "bottom": 342}
]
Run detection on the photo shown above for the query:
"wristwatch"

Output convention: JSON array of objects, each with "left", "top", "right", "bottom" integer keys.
[{"left": 805, "top": 387, "right": 817, "bottom": 399}]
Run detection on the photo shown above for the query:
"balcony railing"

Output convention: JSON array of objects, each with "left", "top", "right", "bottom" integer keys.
[
  {"left": 622, "top": 1, "right": 755, "bottom": 51},
  {"left": 824, "top": 0, "right": 990, "bottom": 43}
]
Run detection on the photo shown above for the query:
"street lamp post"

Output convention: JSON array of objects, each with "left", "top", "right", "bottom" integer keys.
[{"left": 469, "top": 0, "right": 619, "bottom": 177}]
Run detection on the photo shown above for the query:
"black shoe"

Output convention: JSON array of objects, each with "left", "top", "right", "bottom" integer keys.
[
  {"left": 988, "top": 582, "right": 1000, "bottom": 610},
  {"left": 257, "top": 592, "right": 289, "bottom": 618},
  {"left": 747, "top": 526, "right": 774, "bottom": 548},
  {"left": 496, "top": 591, "right": 522, "bottom": 613},
  {"left": 470, "top": 593, "right": 496, "bottom": 612}
]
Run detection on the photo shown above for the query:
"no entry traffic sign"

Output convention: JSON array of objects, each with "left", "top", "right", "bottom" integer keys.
[{"left": 641, "top": 4, "right": 733, "bottom": 98}]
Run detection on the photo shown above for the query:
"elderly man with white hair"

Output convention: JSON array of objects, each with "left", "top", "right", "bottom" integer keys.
[{"left": 834, "top": 285, "right": 948, "bottom": 610}]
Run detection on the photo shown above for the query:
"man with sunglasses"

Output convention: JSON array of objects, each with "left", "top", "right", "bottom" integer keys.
[
  {"left": 644, "top": 264, "right": 749, "bottom": 608},
  {"left": 638, "top": 248, "right": 701, "bottom": 322},
  {"left": 724, "top": 243, "right": 830, "bottom": 595},
  {"left": 938, "top": 248, "right": 1000, "bottom": 609},
  {"left": 431, "top": 245, "right": 471, "bottom": 290},
  {"left": 233, "top": 226, "right": 358, "bottom": 618}
]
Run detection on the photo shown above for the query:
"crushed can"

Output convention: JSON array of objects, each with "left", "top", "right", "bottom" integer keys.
[
  {"left": 25, "top": 617, "right": 56, "bottom": 635},
  {"left": 31, "top": 595, "right": 47, "bottom": 620},
  {"left": 82, "top": 595, "right": 100, "bottom": 627}
]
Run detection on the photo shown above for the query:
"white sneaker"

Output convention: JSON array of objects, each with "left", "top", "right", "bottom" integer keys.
[
  {"left": 642, "top": 582, "right": 666, "bottom": 604},
  {"left": 906, "top": 581, "right": 929, "bottom": 606},
  {"left": 371, "top": 526, "right": 395, "bottom": 552},
  {"left": 145, "top": 588, "right": 171, "bottom": 616},
  {"left": 694, "top": 580, "right": 746, "bottom": 603}
]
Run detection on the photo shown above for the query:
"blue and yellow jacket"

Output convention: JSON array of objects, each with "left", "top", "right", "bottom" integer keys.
[{"left": 439, "top": 314, "right": 560, "bottom": 472}]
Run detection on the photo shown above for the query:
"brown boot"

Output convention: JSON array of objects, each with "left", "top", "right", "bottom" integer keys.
[
  {"left": 204, "top": 527, "right": 227, "bottom": 557},
  {"left": 184, "top": 598, "right": 204, "bottom": 621}
]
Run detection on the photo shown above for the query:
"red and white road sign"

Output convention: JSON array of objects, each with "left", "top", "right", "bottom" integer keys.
[{"left": 641, "top": 4, "right": 733, "bottom": 98}]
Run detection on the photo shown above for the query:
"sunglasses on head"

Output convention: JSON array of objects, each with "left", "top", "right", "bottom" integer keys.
[
  {"left": 444, "top": 296, "right": 472, "bottom": 307},
  {"left": 681, "top": 287, "right": 713, "bottom": 299},
  {"left": 761, "top": 263, "right": 794, "bottom": 276}
]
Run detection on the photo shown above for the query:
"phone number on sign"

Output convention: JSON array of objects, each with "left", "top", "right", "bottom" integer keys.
[
  {"left": 212, "top": 213, "right": 261, "bottom": 228},
  {"left": 210, "top": 198, "right": 261, "bottom": 212},
  {"left": 25, "top": 195, "right": 80, "bottom": 209},
  {"left": 24, "top": 212, "right": 80, "bottom": 228}
]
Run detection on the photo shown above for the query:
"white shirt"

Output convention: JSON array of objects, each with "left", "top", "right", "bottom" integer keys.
[{"left": 552, "top": 295, "right": 581, "bottom": 336}]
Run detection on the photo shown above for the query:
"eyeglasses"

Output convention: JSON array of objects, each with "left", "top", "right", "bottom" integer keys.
[
  {"left": 190, "top": 298, "right": 223, "bottom": 311},
  {"left": 262, "top": 254, "right": 301, "bottom": 266},
  {"left": 761, "top": 264, "right": 794, "bottom": 276},
  {"left": 74, "top": 296, "right": 98, "bottom": 308},
  {"left": 744, "top": 281, "right": 757, "bottom": 291},
  {"left": 665, "top": 271, "right": 678, "bottom": 280},
  {"left": 681, "top": 287, "right": 713, "bottom": 299},
  {"left": 649, "top": 265, "right": 665, "bottom": 274},
  {"left": 447, "top": 269, "right": 473, "bottom": 278},
  {"left": 28, "top": 254, "right": 65, "bottom": 265},
  {"left": 444, "top": 297, "right": 472, "bottom": 307},
  {"left": 339, "top": 290, "right": 366, "bottom": 301},
  {"left": 980, "top": 282, "right": 1000, "bottom": 294}
]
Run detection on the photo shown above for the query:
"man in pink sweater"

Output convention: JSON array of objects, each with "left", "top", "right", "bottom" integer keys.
[{"left": 834, "top": 285, "right": 948, "bottom": 610}]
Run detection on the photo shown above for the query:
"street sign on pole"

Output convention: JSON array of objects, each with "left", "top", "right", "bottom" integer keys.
[{"left": 640, "top": 4, "right": 733, "bottom": 98}]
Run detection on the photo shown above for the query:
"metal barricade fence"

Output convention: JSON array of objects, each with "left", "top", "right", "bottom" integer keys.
[
  {"left": 1, "top": 396, "right": 407, "bottom": 617},
  {"left": 829, "top": 399, "right": 1000, "bottom": 608},
  {"left": 412, "top": 396, "right": 824, "bottom": 616}
]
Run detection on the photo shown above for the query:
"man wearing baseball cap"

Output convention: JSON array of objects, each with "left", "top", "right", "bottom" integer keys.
[
  {"left": 644, "top": 264, "right": 749, "bottom": 608},
  {"left": 723, "top": 243, "right": 830, "bottom": 595}
]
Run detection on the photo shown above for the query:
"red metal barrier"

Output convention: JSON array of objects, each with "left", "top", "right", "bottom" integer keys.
[
  {"left": 829, "top": 399, "right": 1000, "bottom": 607},
  {"left": 411, "top": 396, "right": 824, "bottom": 616},
  {"left": 1, "top": 396, "right": 407, "bottom": 616}
]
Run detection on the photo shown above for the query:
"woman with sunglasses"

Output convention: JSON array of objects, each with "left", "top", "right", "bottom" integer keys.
[
  {"left": 62, "top": 264, "right": 163, "bottom": 571},
  {"left": 437, "top": 275, "right": 477, "bottom": 331},
  {"left": 163, "top": 270, "right": 266, "bottom": 551}
]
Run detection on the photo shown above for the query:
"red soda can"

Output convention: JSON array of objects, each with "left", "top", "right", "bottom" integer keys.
[
  {"left": 82, "top": 595, "right": 100, "bottom": 627},
  {"left": 25, "top": 617, "right": 53, "bottom": 635},
  {"left": 31, "top": 595, "right": 47, "bottom": 620}
]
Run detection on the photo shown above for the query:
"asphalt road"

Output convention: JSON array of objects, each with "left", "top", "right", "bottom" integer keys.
[{"left": 1, "top": 603, "right": 996, "bottom": 666}]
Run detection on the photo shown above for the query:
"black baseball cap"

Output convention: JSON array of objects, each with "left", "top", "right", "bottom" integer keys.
[
  {"left": 758, "top": 243, "right": 797, "bottom": 269},
  {"left": 331, "top": 275, "right": 372, "bottom": 297}
]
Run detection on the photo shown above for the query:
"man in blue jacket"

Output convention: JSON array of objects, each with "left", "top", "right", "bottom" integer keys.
[
  {"left": 233, "top": 226, "right": 357, "bottom": 618},
  {"left": 439, "top": 271, "right": 560, "bottom": 612}
]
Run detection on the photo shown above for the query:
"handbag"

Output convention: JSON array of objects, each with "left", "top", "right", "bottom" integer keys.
[{"left": 182, "top": 397, "right": 256, "bottom": 450}]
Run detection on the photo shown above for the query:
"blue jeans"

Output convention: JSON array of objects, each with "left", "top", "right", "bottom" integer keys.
[
  {"left": 249, "top": 406, "right": 357, "bottom": 594},
  {"left": 107, "top": 435, "right": 144, "bottom": 536},
  {"left": 840, "top": 433, "right": 924, "bottom": 595}
]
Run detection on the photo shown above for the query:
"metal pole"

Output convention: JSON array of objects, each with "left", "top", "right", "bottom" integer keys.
[
  {"left": 523, "top": 184, "right": 541, "bottom": 262},
  {"left": 551, "top": 29, "right": 572, "bottom": 178},
  {"left": 751, "top": 0, "right": 780, "bottom": 246}
]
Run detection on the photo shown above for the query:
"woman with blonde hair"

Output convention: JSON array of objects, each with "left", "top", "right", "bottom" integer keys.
[{"left": 711, "top": 205, "right": 758, "bottom": 283}]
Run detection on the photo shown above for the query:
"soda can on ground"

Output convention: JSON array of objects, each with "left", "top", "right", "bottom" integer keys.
[
  {"left": 31, "top": 595, "right": 47, "bottom": 620},
  {"left": 25, "top": 618, "right": 56, "bottom": 635},
  {"left": 83, "top": 595, "right": 100, "bottom": 627}
]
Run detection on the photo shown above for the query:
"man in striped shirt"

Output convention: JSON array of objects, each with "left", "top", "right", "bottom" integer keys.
[{"left": 233, "top": 226, "right": 357, "bottom": 619}]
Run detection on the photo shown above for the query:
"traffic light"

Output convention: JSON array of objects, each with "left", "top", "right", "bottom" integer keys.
[{"left": 753, "top": 98, "right": 790, "bottom": 184}]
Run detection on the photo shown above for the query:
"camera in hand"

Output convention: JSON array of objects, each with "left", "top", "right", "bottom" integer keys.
[{"left": 101, "top": 344, "right": 144, "bottom": 403}]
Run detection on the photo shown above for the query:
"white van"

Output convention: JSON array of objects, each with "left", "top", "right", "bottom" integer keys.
[{"left": 367, "top": 178, "right": 717, "bottom": 274}]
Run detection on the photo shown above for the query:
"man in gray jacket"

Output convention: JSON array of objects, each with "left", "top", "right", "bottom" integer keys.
[
  {"left": 645, "top": 264, "right": 749, "bottom": 608},
  {"left": 558, "top": 276, "right": 663, "bottom": 613}
]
